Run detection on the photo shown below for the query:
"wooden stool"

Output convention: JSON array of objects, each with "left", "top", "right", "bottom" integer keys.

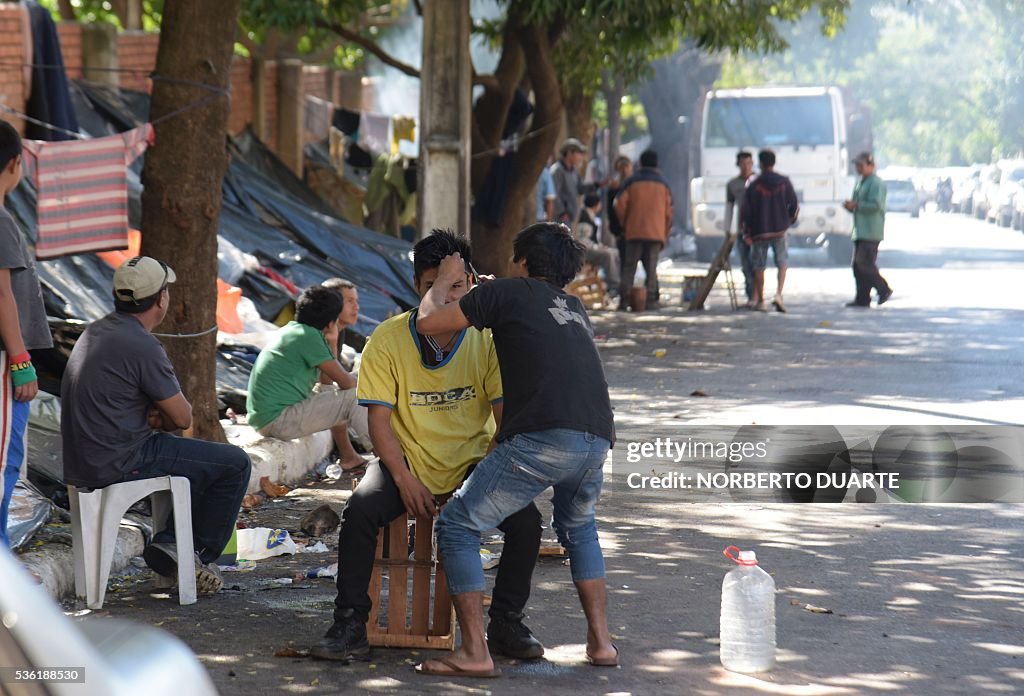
[
  {"left": 567, "top": 263, "right": 607, "bottom": 309},
  {"left": 366, "top": 513, "right": 455, "bottom": 650}
]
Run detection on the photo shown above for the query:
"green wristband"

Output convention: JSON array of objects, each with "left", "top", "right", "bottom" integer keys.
[{"left": 10, "top": 363, "right": 36, "bottom": 387}]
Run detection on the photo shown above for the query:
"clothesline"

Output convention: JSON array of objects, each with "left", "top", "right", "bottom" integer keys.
[{"left": 0, "top": 86, "right": 229, "bottom": 139}]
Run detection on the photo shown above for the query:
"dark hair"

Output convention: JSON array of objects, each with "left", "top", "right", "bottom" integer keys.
[
  {"left": 114, "top": 294, "right": 160, "bottom": 314},
  {"left": 413, "top": 229, "right": 472, "bottom": 279},
  {"left": 0, "top": 120, "right": 21, "bottom": 171},
  {"left": 736, "top": 150, "right": 753, "bottom": 165},
  {"left": 758, "top": 149, "right": 776, "bottom": 168},
  {"left": 854, "top": 151, "right": 874, "bottom": 165},
  {"left": 614, "top": 155, "right": 632, "bottom": 171},
  {"left": 583, "top": 192, "right": 602, "bottom": 209},
  {"left": 639, "top": 149, "right": 658, "bottom": 168},
  {"left": 295, "top": 285, "right": 344, "bottom": 329},
  {"left": 512, "top": 222, "right": 584, "bottom": 287}
]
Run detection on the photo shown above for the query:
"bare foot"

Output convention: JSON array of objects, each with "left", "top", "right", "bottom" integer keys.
[
  {"left": 416, "top": 648, "right": 497, "bottom": 677},
  {"left": 338, "top": 455, "right": 368, "bottom": 472}
]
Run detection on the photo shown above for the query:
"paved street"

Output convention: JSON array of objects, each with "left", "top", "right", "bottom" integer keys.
[{"left": 80, "top": 209, "right": 1024, "bottom": 695}]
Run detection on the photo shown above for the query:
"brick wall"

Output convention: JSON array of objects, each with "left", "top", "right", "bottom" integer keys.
[
  {"left": 264, "top": 60, "right": 278, "bottom": 148},
  {"left": 0, "top": 4, "right": 27, "bottom": 133},
  {"left": 302, "top": 65, "right": 331, "bottom": 102},
  {"left": 228, "top": 56, "right": 251, "bottom": 136},
  {"left": 116, "top": 31, "right": 158, "bottom": 93},
  {"left": 57, "top": 22, "right": 83, "bottom": 80}
]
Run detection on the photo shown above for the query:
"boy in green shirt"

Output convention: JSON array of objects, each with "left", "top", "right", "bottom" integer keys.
[{"left": 247, "top": 286, "right": 368, "bottom": 470}]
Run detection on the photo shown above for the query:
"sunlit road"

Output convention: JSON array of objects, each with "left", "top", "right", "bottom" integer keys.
[{"left": 603, "top": 208, "right": 1024, "bottom": 430}]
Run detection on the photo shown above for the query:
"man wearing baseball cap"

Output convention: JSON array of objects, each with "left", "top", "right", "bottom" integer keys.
[
  {"left": 550, "top": 137, "right": 598, "bottom": 227},
  {"left": 61, "top": 256, "right": 251, "bottom": 595}
]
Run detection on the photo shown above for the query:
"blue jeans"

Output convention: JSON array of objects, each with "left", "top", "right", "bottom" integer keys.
[
  {"left": 437, "top": 428, "right": 610, "bottom": 595},
  {"left": 120, "top": 433, "right": 251, "bottom": 563}
]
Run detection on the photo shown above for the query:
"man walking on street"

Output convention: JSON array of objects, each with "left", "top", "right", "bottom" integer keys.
[
  {"left": 843, "top": 152, "right": 893, "bottom": 308},
  {"left": 724, "top": 151, "right": 755, "bottom": 302},
  {"left": 742, "top": 149, "right": 798, "bottom": 312},
  {"left": 614, "top": 149, "right": 673, "bottom": 310}
]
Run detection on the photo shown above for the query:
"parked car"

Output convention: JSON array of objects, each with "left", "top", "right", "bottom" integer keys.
[
  {"left": 991, "top": 160, "right": 1024, "bottom": 227},
  {"left": 884, "top": 178, "right": 921, "bottom": 217},
  {"left": 973, "top": 165, "right": 999, "bottom": 220},
  {"left": 1012, "top": 179, "right": 1024, "bottom": 230},
  {"left": 953, "top": 168, "right": 981, "bottom": 214},
  {"left": 0, "top": 548, "right": 218, "bottom": 696}
]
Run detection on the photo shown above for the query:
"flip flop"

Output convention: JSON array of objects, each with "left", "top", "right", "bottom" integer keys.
[
  {"left": 414, "top": 658, "right": 501, "bottom": 678},
  {"left": 340, "top": 455, "right": 378, "bottom": 474},
  {"left": 586, "top": 643, "right": 620, "bottom": 667}
]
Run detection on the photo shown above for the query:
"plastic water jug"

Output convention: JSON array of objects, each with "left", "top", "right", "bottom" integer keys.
[{"left": 720, "top": 545, "right": 776, "bottom": 673}]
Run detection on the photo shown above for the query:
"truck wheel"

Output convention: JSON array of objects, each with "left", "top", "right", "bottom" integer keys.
[
  {"left": 827, "top": 234, "right": 853, "bottom": 265},
  {"left": 695, "top": 236, "right": 722, "bottom": 263}
]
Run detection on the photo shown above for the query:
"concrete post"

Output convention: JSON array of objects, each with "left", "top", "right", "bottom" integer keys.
[
  {"left": 81, "top": 23, "right": 119, "bottom": 88},
  {"left": 335, "top": 71, "right": 365, "bottom": 111},
  {"left": 418, "top": 0, "right": 471, "bottom": 239},
  {"left": 276, "top": 59, "right": 304, "bottom": 177},
  {"left": 251, "top": 58, "right": 268, "bottom": 141}
]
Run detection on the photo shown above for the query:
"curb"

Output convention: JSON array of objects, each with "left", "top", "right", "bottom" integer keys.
[{"left": 20, "top": 426, "right": 332, "bottom": 603}]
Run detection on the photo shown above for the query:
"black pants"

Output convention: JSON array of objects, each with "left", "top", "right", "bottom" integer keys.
[
  {"left": 126, "top": 432, "right": 251, "bottom": 564},
  {"left": 852, "top": 240, "right": 891, "bottom": 305},
  {"left": 620, "top": 240, "right": 661, "bottom": 303},
  {"left": 332, "top": 461, "right": 542, "bottom": 624}
]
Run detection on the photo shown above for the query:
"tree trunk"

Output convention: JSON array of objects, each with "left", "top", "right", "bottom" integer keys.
[
  {"left": 469, "top": 16, "right": 563, "bottom": 276},
  {"left": 140, "top": 0, "right": 241, "bottom": 443},
  {"left": 638, "top": 44, "right": 722, "bottom": 230},
  {"left": 57, "top": 0, "right": 76, "bottom": 21},
  {"left": 564, "top": 90, "right": 595, "bottom": 152}
]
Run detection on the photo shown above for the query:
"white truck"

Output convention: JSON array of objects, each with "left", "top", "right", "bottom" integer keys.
[{"left": 690, "top": 86, "right": 872, "bottom": 263}]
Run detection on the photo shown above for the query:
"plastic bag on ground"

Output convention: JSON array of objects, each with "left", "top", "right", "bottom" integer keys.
[{"left": 236, "top": 527, "right": 299, "bottom": 561}]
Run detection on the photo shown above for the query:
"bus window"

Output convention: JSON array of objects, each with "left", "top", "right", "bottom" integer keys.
[{"left": 705, "top": 95, "right": 834, "bottom": 148}]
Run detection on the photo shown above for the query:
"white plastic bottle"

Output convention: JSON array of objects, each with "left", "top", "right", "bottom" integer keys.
[{"left": 720, "top": 546, "right": 776, "bottom": 673}]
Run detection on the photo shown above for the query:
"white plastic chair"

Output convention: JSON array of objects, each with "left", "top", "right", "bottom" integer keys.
[{"left": 68, "top": 476, "right": 197, "bottom": 609}]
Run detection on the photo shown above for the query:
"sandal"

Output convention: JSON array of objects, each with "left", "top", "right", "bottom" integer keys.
[
  {"left": 586, "top": 643, "right": 620, "bottom": 667},
  {"left": 415, "top": 658, "right": 501, "bottom": 678}
]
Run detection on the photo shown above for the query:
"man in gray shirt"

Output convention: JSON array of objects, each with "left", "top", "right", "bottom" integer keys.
[
  {"left": 550, "top": 138, "right": 597, "bottom": 227},
  {"left": 724, "top": 150, "right": 755, "bottom": 303},
  {"left": 61, "top": 256, "right": 251, "bottom": 594}
]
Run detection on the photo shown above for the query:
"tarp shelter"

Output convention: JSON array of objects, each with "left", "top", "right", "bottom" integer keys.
[{"left": 5, "top": 81, "right": 418, "bottom": 527}]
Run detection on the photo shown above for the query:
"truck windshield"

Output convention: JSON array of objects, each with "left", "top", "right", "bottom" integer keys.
[{"left": 706, "top": 95, "right": 835, "bottom": 148}]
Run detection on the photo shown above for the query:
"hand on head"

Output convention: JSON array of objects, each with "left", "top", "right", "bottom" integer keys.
[{"left": 439, "top": 253, "right": 466, "bottom": 285}]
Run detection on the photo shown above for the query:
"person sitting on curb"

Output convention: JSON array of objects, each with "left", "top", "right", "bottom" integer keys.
[
  {"left": 414, "top": 223, "right": 617, "bottom": 679},
  {"left": 311, "top": 230, "right": 544, "bottom": 663},
  {"left": 61, "top": 256, "right": 252, "bottom": 594},
  {"left": 247, "top": 285, "right": 371, "bottom": 472},
  {"left": 576, "top": 192, "right": 621, "bottom": 292}
]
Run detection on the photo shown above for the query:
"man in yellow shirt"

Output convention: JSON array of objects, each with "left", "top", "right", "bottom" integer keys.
[{"left": 311, "top": 231, "right": 544, "bottom": 663}]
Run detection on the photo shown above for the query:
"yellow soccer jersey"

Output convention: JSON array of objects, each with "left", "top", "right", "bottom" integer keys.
[{"left": 356, "top": 310, "right": 502, "bottom": 494}]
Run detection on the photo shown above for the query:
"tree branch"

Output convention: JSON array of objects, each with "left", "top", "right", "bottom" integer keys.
[{"left": 315, "top": 18, "right": 421, "bottom": 79}]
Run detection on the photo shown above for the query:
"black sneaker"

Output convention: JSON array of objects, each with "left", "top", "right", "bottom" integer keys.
[
  {"left": 487, "top": 611, "right": 545, "bottom": 659},
  {"left": 142, "top": 542, "right": 178, "bottom": 578},
  {"left": 310, "top": 610, "right": 371, "bottom": 662},
  {"left": 877, "top": 288, "right": 894, "bottom": 305}
]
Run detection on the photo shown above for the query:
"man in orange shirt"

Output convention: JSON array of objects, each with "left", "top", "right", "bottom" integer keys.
[{"left": 613, "top": 149, "right": 673, "bottom": 311}]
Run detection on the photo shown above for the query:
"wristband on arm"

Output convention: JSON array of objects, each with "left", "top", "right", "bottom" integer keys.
[{"left": 10, "top": 361, "right": 37, "bottom": 387}]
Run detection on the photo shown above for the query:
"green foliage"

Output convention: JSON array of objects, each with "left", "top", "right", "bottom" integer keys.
[
  {"left": 594, "top": 92, "right": 648, "bottom": 140},
  {"left": 719, "top": 0, "right": 1022, "bottom": 166},
  {"left": 35, "top": 0, "right": 164, "bottom": 30}
]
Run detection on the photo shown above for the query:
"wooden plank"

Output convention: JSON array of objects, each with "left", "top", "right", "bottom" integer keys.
[
  {"left": 410, "top": 516, "right": 433, "bottom": 635},
  {"left": 432, "top": 560, "right": 454, "bottom": 637},
  {"left": 386, "top": 515, "right": 409, "bottom": 634},
  {"left": 366, "top": 526, "right": 385, "bottom": 635},
  {"left": 689, "top": 234, "right": 735, "bottom": 310}
]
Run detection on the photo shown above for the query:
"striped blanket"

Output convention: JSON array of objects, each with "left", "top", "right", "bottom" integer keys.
[{"left": 21, "top": 124, "right": 153, "bottom": 259}]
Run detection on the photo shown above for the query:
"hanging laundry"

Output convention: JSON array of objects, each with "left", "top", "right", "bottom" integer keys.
[
  {"left": 359, "top": 112, "right": 392, "bottom": 157},
  {"left": 391, "top": 115, "right": 416, "bottom": 152},
  {"left": 332, "top": 108, "right": 360, "bottom": 136},
  {"left": 304, "top": 95, "right": 332, "bottom": 142},
  {"left": 21, "top": 124, "right": 153, "bottom": 259}
]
